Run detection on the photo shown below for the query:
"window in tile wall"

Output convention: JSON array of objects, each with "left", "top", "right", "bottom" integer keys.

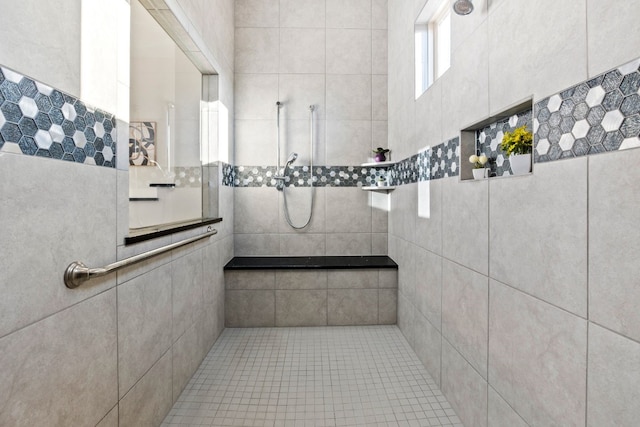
[{"left": 415, "top": 0, "right": 451, "bottom": 98}]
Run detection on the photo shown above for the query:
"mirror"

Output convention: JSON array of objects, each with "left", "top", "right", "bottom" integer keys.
[{"left": 128, "top": 0, "right": 218, "bottom": 232}]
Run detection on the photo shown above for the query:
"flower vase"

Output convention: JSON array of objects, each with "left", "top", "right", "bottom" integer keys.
[
  {"left": 374, "top": 153, "right": 387, "bottom": 162},
  {"left": 472, "top": 168, "right": 487, "bottom": 179},
  {"left": 510, "top": 153, "right": 531, "bottom": 175}
]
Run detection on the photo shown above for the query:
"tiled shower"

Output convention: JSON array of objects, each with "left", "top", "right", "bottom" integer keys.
[
  {"left": 387, "top": 1, "right": 640, "bottom": 426},
  {"left": 232, "top": 0, "right": 390, "bottom": 258},
  {"left": 1, "top": 0, "right": 640, "bottom": 426}
]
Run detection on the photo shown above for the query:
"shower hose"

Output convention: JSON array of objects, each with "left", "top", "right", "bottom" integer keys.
[{"left": 276, "top": 102, "right": 315, "bottom": 229}]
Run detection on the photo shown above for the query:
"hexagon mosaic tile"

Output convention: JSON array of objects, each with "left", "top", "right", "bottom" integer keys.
[
  {"left": 534, "top": 57, "right": 640, "bottom": 162},
  {"left": 232, "top": 165, "right": 388, "bottom": 188},
  {"left": 429, "top": 137, "right": 460, "bottom": 180},
  {"left": 476, "top": 110, "right": 533, "bottom": 177},
  {"left": 226, "top": 138, "right": 460, "bottom": 188},
  {"left": 226, "top": 57, "right": 640, "bottom": 188},
  {"left": 0, "top": 65, "right": 117, "bottom": 167}
]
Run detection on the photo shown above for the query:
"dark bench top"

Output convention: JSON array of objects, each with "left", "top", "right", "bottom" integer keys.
[{"left": 224, "top": 256, "right": 398, "bottom": 270}]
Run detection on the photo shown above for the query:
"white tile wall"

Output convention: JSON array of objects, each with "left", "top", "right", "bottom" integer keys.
[
  {"left": 0, "top": 290, "right": 118, "bottom": 427},
  {"left": 278, "top": 74, "right": 326, "bottom": 119},
  {"left": 488, "top": 0, "right": 588, "bottom": 109},
  {"left": 490, "top": 158, "right": 588, "bottom": 317},
  {"left": 489, "top": 281, "right": 587, "bottom": 426},
  {"left": 235, "top": 0, "right": 280, "bottom": 28},
  {"left": 326, "top": 0, "right": 372, "bottom": 29},
  {"left": 234, "top": 28, "right": 279, "bottom": 74},
  {"left": 487, "top": 387, "right": 529, "bottom": 427},
  {"left": 280, "top": 0, "right": 326, "bottom": 28},
  {"left": 442, "top": 260, "right": 488, "bottom": 379},
  {"left": 0, "top": 0, "right": 81, "bottom": 96},
  {"left": 326, "top": 29, "right": 372, "bottom": 75},
  {"left": 234, "top": 0, "right": 388, "bottom": 254},
  {"left": 326, "top": 74, "right": 373, "bottom": 121},
  {"left": 0, "top": 1, "right": 234, "bottom": 425},
  {"left": 372, "top": 0, "right": 388, "bottom": 29},
  {"left": 441, "top": 178, "right": 489, "bottom": 275},
  {"left": 117, "top": 264, "right": 173, "bottom": 397},
  {"left": 415, "top": 248, "right": 442, "bottom": 328},
  {"left": 119, "top": 351, "right": 173, "bottom": 427},
  {"left": 389, "top": 1, "right": 640, "bottom": 426},
  {"left": 372, "top": 29, "right": 389, "bottom": 75},
  {"left": 235, "top": 74, "right": 280, "bottom": 120},
  {"left": 326, "top": 120, "right": 371, "bottom": 164},
  {"left": 280, "top": 29, "right": 326, "bottom": 74},
  {"left": 0, "top": 155, "right": 117, "bottom": 338},
  {"left": 441, "top": 340, "right": 488, "bottom": 427},
  {"left": 586, "top": 0, "right": 640, "bottom": 77},
  {"left": 587, "top": 324, "right": 640, "bottom": 426},
  {"left": 589, "top": 149, "right": 640, "bottom": 342}
]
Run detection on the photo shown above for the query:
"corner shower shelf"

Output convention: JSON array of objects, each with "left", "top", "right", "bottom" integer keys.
[
  {"left": 362, "top": 186, "right": 396, "bottom": 192},
  {"left": 360, "top": 161, "right": 396, "bottom": 192},
  {"left": 361, "top": 161, "right": 394, "bottom": 167}
]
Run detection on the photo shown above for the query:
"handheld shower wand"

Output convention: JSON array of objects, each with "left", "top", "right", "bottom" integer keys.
[
  {"left": 285, "top": 152, "right": 298, "bottom": 167},
  {"left": 273, "top": 102, "right": 315, "bottom": 229},
  {"left": 275, "top": 152, "right": 298, "bottom": 186}
]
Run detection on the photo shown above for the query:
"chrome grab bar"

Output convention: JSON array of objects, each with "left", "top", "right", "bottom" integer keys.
[{"left": 64, "top": 229, "right": 217, "bottom": 289}]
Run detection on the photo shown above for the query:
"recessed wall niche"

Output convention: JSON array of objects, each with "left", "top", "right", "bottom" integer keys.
[{"left": 460, "top": 100, "right": 533, "bottom": 181}]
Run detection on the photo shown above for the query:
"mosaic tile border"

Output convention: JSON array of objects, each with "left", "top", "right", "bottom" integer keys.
[
  {"left": 222, "top": 162, "right": 235, "bottom": 186},
  {"left": 0, "top": 65, "right": 117, "bottom": 167},
  {"left": 390, "top": 154, "right": 419, "bottom": 185},
  {"left": 534, "top": 57, "right": 640, "bottom": 162},
  {"left": 227, "top": 137, "right": 460, "bottom": 188},
  {"left": 173, "top": 166, "right": 201, "bottom": 188},
  {"left": 477, "top": 110, "right": 532, "bottom": 177},
  {"left": 387, "top": 137, "right": 460, "bottom": 184},
  {"left": 429, "top": 137, "right": 460, "bottom": 180},
  {"left": 227, "top": 58, "right": 640, "bottom": 188},
  {"left": 232, "top": 165, "right": 388, "bottom": 188}
]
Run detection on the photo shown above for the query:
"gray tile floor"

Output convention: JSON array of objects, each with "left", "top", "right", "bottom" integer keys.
[{"left": 162, "top": 326, "right": 463, "bottom": 427}]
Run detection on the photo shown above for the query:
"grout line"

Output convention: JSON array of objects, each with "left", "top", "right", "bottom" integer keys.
[
  {"left": 169, "top": 256, "right": 176, "bottom": 403},
  {"left": 584, "top": 0, "right": 590, "bottom": 79},
  {"left": 122, "top": 346, "right": 173, "bottom": 403},
  {"left": 585, "top": 320, "right": 590, "bottom": 427},
  {"left": 115, "top": 278, "right": 120, "bottom": 405},
  {"left": 439, "top": 172, "right": 444, "bottom": 388},
  {"left": 588, "top": 320, "right": 640, "bottom": 346},
  {"left": 488, "top": 383, "right": 532, "bottom": 427},
  {"left": 0, "top": 285, "right": 116, "bottom": 343},
  {"left": 486, "top": 163, "right": 492, "bottom": 418},
  {"left": 483, "top": 274, "right": 588, "bottom": 321},
  {"left": 403, "top": 228, "right": 584, "bottom": 323},
  {"left": 442, "top": 333, "right": 487, "bottom": 383},
  {"left": 585, "top": 147, "right": 590, "bottom": 426},
  {"left": 486, "top": 277, "right": 491, "bottom": 425},
  {"left": 95, "top": 403, "right": 119, "bottom": 426}
]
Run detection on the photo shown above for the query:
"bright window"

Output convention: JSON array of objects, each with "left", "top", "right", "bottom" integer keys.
[
  {"left": 415, "top": 0, "right": 451, "bottom": 98},
  {"left": 434, "top": 8, "right": 451, "bottom": 78}
]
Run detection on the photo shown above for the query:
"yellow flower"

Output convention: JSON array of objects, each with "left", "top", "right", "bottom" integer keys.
[{"left": 501, "top": 125, "right": 533, "bottom": 156}]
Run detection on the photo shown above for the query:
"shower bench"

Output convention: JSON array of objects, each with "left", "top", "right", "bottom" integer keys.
[{"left": 223, "top": 256, "right": 398, "bottom": 328}]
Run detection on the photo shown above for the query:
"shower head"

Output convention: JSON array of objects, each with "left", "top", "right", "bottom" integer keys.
[
  {"left": 286, "top": 152, "right": 298, "bottom": 166},
  {"left": 453, "top": 0, "right": 474, "bottom": 15}
]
